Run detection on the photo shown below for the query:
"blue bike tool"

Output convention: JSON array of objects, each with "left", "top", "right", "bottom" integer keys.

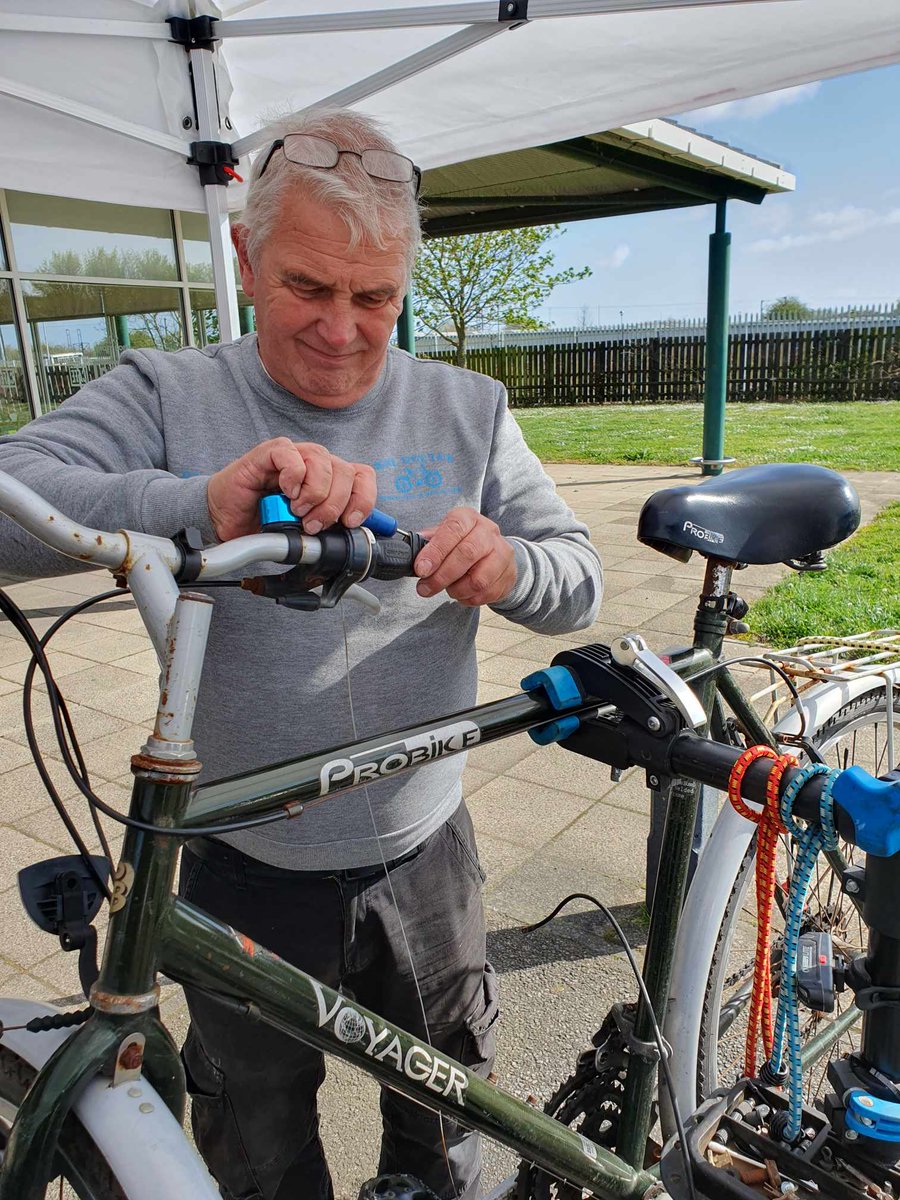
[
  {"left": 520, "top": 666, "right": 584, "bottom": 746},
  {"left": 831, "top": 765, "right": 900, "bottom": 857},
  {"left": 845, "top": 1090, "right": 900, "bottom": 1145},
  {"left": 258, "top": 494, "right": 401, "bottom": 538}
]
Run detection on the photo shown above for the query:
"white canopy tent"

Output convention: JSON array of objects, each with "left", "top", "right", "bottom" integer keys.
[{"left": 2, "top": 0, "right": 899, "bottom": 346}]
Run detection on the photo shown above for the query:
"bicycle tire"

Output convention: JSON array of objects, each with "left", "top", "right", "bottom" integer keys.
[
  {"left": 692, "top": 685, "right": 897, "bottom": 1106},
  {"left": 0, "top": 1041, "right": 128, "bottom": 1199}
]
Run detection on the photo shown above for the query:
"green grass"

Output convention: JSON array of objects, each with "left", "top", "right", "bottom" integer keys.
[
  {"left": 514, "top": 401, "right": 900, "bottom": 472},
  {"left": 746, "top": 502, "right": 900, "bottom": 646}
]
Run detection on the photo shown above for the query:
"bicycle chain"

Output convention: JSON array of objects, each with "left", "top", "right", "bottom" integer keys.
[{"left": 515, "top": 1007, "right": 632, "bottom": 1200}]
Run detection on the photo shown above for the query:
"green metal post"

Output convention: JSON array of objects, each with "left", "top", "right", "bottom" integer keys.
[
  {"left": 239, "top": 304, "right": 256, "bottom": 334},
  {"left": 114, "top": 315, "right": 130, "bottom": 350},
  {"left": 700, "top": 200, "right": 732, "bottom": 476},
  {"left": 397, "top": 289, "right": 415, "bottom": 355}
]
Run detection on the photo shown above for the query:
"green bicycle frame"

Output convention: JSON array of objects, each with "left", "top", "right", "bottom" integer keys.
[
  {"left": 0, "top": 690, "right": 659, "bottom": 1200},
  {"left": 0, "top": 555, "right": 857, "bottom": 1200}
]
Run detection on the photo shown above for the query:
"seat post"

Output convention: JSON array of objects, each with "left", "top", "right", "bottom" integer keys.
[{"left": 693, "top": 556, "right": 734, "bottom": 656}]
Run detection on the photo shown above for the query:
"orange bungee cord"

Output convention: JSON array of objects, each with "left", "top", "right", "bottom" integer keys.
[{"left": 727, "top": 745, "right": 799, "bottom": 1077}]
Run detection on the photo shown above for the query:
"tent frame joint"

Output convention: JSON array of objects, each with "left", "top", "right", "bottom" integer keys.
[
  {"left": 498, "top": 0, "right": 529, "bottom": 21},
  {"left": 188, "top": 140, "right": 240, "bottom": 187},
  {"left": 167, "top": 15, "right": 220, "bottom": 52}
]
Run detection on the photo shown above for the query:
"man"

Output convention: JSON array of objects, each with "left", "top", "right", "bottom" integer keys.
[{"left": 0, "top": 108, "right": 602, "bottom": 1199}]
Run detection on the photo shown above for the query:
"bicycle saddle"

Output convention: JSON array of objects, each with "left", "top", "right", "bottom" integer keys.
[{"left": 637, "top": 463, "right": 861, "bottom": 565}]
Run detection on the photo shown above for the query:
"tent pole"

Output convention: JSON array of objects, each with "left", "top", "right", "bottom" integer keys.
[
  {"left": 397, "top": 291, "right": 416, "bottom": 354},
  {"left": 203, "top": 186, "right": 240, "bottom": 344},
  {"left": 218, "top": 0, "right": 784, "bottom": 41},
  {"left": 232, "top": 24, "right": 508, "bottom": 158},
  {"left": 189, "top": 46, "right": 240, "bottom": 344},
  {"left": 696, "top": 199, "right": 734, "bottom": 477},
  {"left": 0, "top": 75, "right": 187, "bottom": 155}
]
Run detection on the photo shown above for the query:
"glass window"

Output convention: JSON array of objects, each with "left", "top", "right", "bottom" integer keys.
[
  {"left": 22, "top": 281, "right": 183, "bottom": 411},
  {"left": 189, "top": 287, "right": 253, "bottom": 347},
  {"left": 8, "top": 192, "right": 177, "bottom": 280},
  {"left": 0, "top": 219, "right": 8, "bottom": 271},
  {"left": 179, "top": 211, "right": 243, "bottom": 286},
  {"left": 180, "top": 212, "right": 215, "bottom": 285},
  {"left": 0, "top": 281, "right": 30, "bottom": 432}
]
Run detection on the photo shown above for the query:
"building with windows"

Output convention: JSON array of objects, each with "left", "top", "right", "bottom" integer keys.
[{"left": 0, "top": 191, "right": 254, "bottom": 434}]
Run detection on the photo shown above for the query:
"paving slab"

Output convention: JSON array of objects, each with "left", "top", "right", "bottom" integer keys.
[{"left": 0, "top": 462, "right": 895, "bottom": 1199}]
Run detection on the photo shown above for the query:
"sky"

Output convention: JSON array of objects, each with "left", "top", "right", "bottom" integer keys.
[{"left": 537, "top": 63, "right": 900, "bottom": 327}]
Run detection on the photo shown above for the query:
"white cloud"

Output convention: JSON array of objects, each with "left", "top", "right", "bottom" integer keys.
[
  {"left": 682, "top": 82, "right": 821, "bottom": 123},
  {"left": 598, "top": 244, "right": 630, "bottom": 269},
  {"left": 749, "top": 206, "right": 900, "bottom": 253},
  {"left": 810, "top": 206, "right": 871, "bottom": 229},
  {"left": 750, "top": 202, "right": 793, "bottom": 235}
]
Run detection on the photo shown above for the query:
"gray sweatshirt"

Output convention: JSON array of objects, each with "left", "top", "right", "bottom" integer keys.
[{"left": 0, "top": 335, "right": 602, "bottom": 868}]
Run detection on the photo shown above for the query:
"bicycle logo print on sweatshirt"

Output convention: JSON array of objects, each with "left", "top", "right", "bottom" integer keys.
[{"left": 373, "top": 450, "right": 462, "bottom": 504}]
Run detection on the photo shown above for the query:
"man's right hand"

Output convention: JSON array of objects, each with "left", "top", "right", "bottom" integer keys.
[{"left": 207, "top": 437, "right": 377, "bottom": 542}]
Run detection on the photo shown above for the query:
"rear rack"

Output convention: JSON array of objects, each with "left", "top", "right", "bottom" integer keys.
[{"left": 751, "top": 629, "right": 899, "bottom": 771}]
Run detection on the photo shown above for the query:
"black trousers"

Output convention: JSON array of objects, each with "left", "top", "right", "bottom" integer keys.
[{"left": 178, "top": 802, "right": 498, "bottom": 1200}]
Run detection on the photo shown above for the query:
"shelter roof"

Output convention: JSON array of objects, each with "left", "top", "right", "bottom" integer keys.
[{"left": 422, "top": 117, "right": 794, "bottom": 236}]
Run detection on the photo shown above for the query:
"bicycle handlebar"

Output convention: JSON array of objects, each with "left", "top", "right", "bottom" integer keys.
[
  {"left": 0, "top": 470, "right": 133, "bottom": 571},
  {"left": 0, "top": 470, "right": 326, "bottom": 583}
]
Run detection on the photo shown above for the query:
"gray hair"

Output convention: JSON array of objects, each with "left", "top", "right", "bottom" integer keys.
[{"left": 238, "top": 108, "right": 422, "bottom": 276}]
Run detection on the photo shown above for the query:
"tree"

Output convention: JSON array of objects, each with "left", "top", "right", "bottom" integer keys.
[
  {"left": 128, "top": 312, "right": 183, "bottom": 352},
  {"left": 762, "top": 296, "right": 814, "bottom": 320},
  {"left": 37, "top": 247, "right": 177, "bottom": 281},
  {"left": 413, "top": 225, "right": 591, "bottom": 367}
]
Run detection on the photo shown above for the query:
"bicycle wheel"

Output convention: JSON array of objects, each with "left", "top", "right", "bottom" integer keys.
[
  {"left": 693, "top": 686, "right": 897, "bottom": 1106},
  {"left": 0, "top": 1041, "right": 127, "bottom": 1199}
]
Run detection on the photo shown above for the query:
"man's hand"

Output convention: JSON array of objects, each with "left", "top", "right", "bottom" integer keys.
[
  {"left": 207, "top": 437, "right": 376, "bottom": 542},
  {"left": 414, "top": 507, "right": 517, "bottom": 606}
]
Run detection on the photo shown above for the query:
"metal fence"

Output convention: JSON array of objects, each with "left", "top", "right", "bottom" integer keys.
[{"left": 416, "top": 312, "right": 900, "bottom": 406}]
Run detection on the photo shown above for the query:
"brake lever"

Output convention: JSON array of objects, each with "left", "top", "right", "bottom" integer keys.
[
  {"left": 325, "top": 583, "right": 381, "bottom": 615},
  {"left": 242, "top": 526, "right": 375, "bottom": 611},
  {"left": 611, "top": 634, "right": 707, "bottom": 730}
]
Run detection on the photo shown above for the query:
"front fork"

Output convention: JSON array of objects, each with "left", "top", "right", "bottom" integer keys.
[
  {"left": 0, "top": 769, "right": 196, "bottom": 1200},
  {"left": 0, "top": 588, "right": 211, "bottom": 1200}
]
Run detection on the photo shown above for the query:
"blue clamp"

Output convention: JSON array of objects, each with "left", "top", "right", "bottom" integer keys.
[
  {"left": 846, "top": 1089, "right": 900, "bottom": 1145},
  {"left": 831, "top": 766, "right": 900, "bottom": 858},
  {"left": 521, "top": 666, "right": 584, "bottom": 747},
  {"left": 259, "top": 494, "right": 399, "bottom": 538},
  {"left": 258, "top": 493, "right": 297, "bottom": 528}
]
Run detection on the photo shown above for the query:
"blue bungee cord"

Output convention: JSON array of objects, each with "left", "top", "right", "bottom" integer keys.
[{"left": 765, "top": 762, "right": 841, "bottom": 1142}]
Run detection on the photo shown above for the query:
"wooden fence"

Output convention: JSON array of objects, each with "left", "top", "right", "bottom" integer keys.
[{"left": 420, "top": 325, "right": 900, "bottom": 406}]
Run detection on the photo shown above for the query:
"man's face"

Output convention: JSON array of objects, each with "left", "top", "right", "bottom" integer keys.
[{"left": 234, "top": 193, "right": 408, "bottom": 409}]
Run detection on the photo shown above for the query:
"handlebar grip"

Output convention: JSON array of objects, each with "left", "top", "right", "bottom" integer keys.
[{"left": 369, "top": 533, "right": 427, "bottom": 581}]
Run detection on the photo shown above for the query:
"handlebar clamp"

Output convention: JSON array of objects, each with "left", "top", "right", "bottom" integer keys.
[
  {"left": 246, "top": 526, "right": 374, "bottom": 611},
  {"left": 172, "top": 527, "right": 205, "bottom": 583}
]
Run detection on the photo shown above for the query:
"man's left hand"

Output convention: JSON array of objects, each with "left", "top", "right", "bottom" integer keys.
[{"left": 414, "top": 507, "right": 517, "bottom": 606}]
